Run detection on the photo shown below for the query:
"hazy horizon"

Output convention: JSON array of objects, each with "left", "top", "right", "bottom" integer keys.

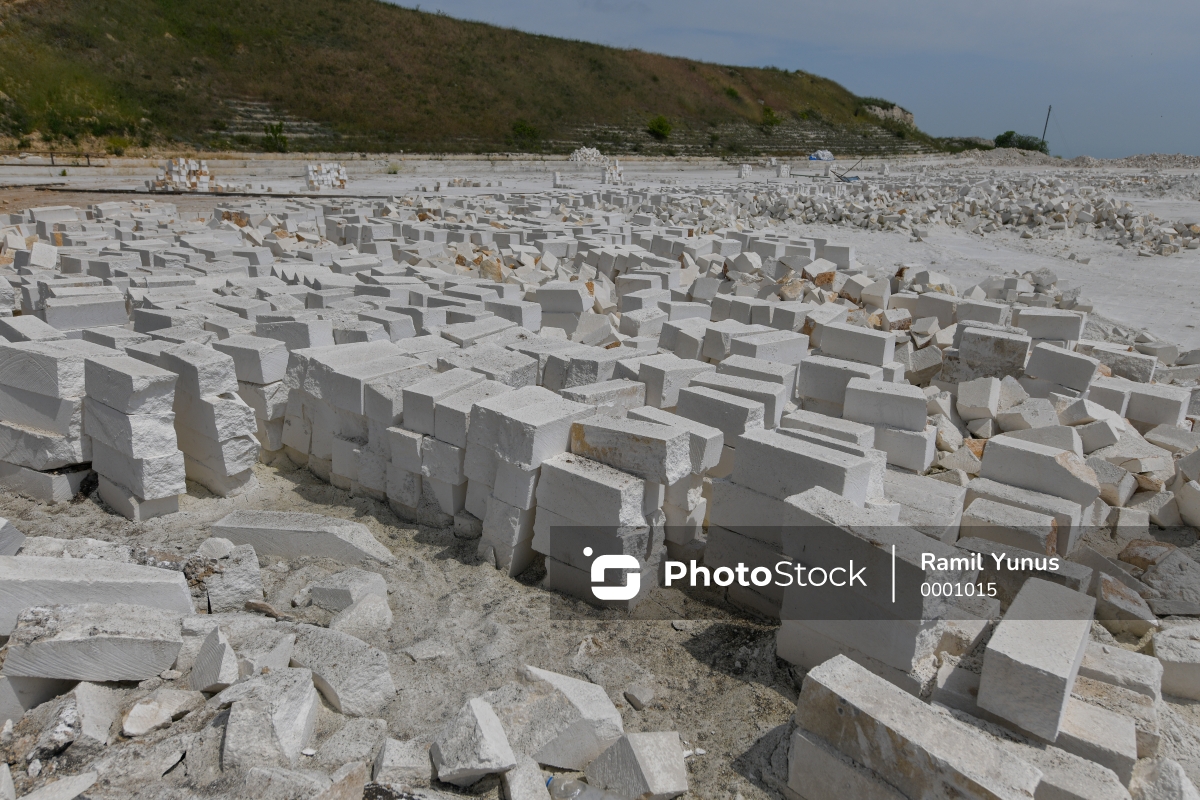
[{"left": 388, "top": 0, "right": 1200, "bottom": 160}]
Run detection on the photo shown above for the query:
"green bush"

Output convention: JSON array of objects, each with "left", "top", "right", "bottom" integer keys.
[
  {"left": 762, "top": 106, "right": 782, "bottom": 127},
  {"left": 261, "top": 122, "right": 288, "bottom": 152},
  {"left": 724, "top": 87, "right": 739, "bottom": 100},
  {"left": 647, "top": 115, "right": 671, "bottom": 140},
  {"left": 105, "top": 136, "right": 131, "bottom": 155},
  {"left": 511, "top": 119, "right": 539, "bottom": 142},
  {"left": 994, "top": 130, "right": 1048, "bottom": 154}
]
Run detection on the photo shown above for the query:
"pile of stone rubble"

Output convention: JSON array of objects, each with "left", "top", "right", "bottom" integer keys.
[
  {"left": 305, "top": 164, "right": 348, "bottom": 192},
  {"left": 0, "top": 185, "right": 1198, "bottom": 799}
]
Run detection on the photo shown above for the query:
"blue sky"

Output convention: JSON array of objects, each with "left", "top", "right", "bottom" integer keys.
[{"left": 388, "top": 0, "right": 1199, "bottom": 159}]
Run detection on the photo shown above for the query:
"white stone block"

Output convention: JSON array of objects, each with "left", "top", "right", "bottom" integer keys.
[{"left": 977, "top": 578, "right": 1095, "bottom": 740}]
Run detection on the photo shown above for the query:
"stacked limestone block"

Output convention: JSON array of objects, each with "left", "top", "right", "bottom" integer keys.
[
  {"left": 213, "top": 335, "right": 292, "bottom": 461},
  {"left": 280, "top": 340, "right": 417, "bottom": 488},
  {"left": 385, "top": 368, "right": 495, "bottom": 525},
  {"left": 0, "top": 339, "right": 110, "bottom": 503},
  {"left": 777, "top": 487, "right": 974, "bottom": 694},
  {"left": 467, "top": 386, "right": 593, "bottom": 577},
  {"left": 83, "top": 355, "right": 185, "bottom": 520},
  {"left": 530, "top": 415, "right": 700, "bottom": 608},
  {"left": 161, "top": 343, "right": 259, "bottom": 497}
]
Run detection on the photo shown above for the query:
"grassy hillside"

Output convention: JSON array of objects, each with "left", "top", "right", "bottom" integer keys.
[{"left": 0, "top": 0, "right": 940, "bottom": 156}]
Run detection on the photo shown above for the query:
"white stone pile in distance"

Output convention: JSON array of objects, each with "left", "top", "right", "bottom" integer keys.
[{"left": 0, "top": 181, "right": 1198, "bottom": 798}]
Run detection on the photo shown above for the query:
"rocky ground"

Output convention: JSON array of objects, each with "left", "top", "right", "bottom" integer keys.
[{"left": 0, "top": 460, "right": 798, "bottom": 800}]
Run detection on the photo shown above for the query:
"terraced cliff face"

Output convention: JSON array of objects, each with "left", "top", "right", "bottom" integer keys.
[{"left": 0, "top": 0, "right": 936, "bottom": 156}]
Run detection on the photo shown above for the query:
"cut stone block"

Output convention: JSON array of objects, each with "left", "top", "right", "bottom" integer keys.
[
  {"left": 690, "top": 371, "right": 787, "bottom": 427},
  {"left": 212, "top": 510, "right": 395, "bottom": 564},
  {"left": 0, "top": 460, "right": 91, "bottom": 505},
  {"left": 402, "top": 368, "right": 486, "bottom": 435},
  {"left": 796, "top": 355, "right": 884, "bottom": 407},
  {"left": 212, "top": 334, "right": 289, "bottom": 384},
  {"left": 843, "top": 378, "right": 928, "bottom": 432},
  {"left": 83, "top": 355, "right": 177, "bottom": 415},
  {"left": 794, "top": 655, "right": 1042, "bottom": 800},
  {"left": 980, "top": 436, "right": 1100, "bottom": 508},
  {"left": 961, "top": 497, "right": 1058, "bottom": 555},
  {"left": 569, "top": 416, "right": 690, "bottom": 485},
  {"left": 0, "top": 555, "right": 192, "bottom": 636},
  {"left": 734, "top": 428, "right": 874, "bottom": 504},
  {"left": 882, "top": 470, "right": 966, "bottom": 543},
  {"left": 160, "top": 342, "right": 238, "bottom": 397},
  {"left": 1152, "top": 625, "right": 1200, "bottom": 700},
  {"left": 4, "top": 602, "right": 183, "bottom": 681},
  {"left": 819, "top": 322, "right": 896, "bottom": 366},
  {"left": 675, "top": 385, "right": 765, "bottom": 440},
  {"left": 1024, "top": 343, "right": 1101, "bottom": 392},
  {"left": 82, "top": 397, "right": 178, "bottom": 459},
  {"left": 1055, "top": 697, "right": 1138, "bottom": 785},
  {"left": 637, "top": 352, "right": 717, "bottom": 408},
  {"left": 787, "top": 727, "right": 906, "bottom": 800},
  {"left": 977, "top": 578, "right": 1095, "bottom": 740},
  {"left": 537, "top": 453, "right": 648, "bottom": 527},
  {"left": 1080, "top": 641, "right": 1164, "bottom": 702}
]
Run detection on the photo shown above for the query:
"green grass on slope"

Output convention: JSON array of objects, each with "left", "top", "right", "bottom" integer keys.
[{"left": 0, "top": 0, "right": 940, "bottom": 154}]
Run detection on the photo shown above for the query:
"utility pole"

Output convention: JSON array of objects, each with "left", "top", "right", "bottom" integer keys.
[{"left": 1041, "top": 105, "right": 1052, "bottom": 144}]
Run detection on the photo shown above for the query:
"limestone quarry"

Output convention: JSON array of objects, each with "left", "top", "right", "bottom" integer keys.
[{"left": 0, "top": 153, "right": 1198, "bottom": 800}]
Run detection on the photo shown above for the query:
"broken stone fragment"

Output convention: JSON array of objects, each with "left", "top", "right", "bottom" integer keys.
[
  {"left": 3, "top": 603, "right": 183, "bottom": 682},
  {"left": 14, "top": 772, "right": 97, "bottom": 800},
  {"left": 307, "top": 567, "right": 388, "bottom": 613},
  {"left": 196, "top": 536, "right": 234, "bottom": 560},
  {"left": 329, "top": 594, "right": 393, "bottom": 639},
  {"left": 224, "top": 698, "right": 291, "bottom": 772},
  {"left": 0, "top": 518, "right": 23, "bottom": 557},
  {"left": 121, "top": 688, "right": 204, "bottom": 737},
  {"left": 484, "top": 665, "right": 625, "bottom": 770},
  {"left": 585, "top": 732, "right": 689, "bottom": 800},
  {"left": 430, "top": 697, "right": 517, "bottom": 787},
  {"left": 190, "top": 626, "right": 240, "bottom": 692},
  {"left": 288, "top": 624, "right": 396, "bottom": 717},
  {"left": 1129, "top": 757, "right": 1200, "bottom": 800},
  {"left": 373, "top": 737, "right": 431, "bottom": 786},
  {"left": 205, "top": 543, "right": 264, "bottom": 613},
  {"left": 213, "top": 668, "right": 320, "bottom": 763},
  {"left": 624, "top": 684, "right": 655, "bottom": 711},
  {"left": 211, "top": 510, "right": 395, "bottom": 564},
  {"left": 315, "top": 717, "right": 387, "bottom": 769},
  {"left": 504, "top": 755, "right": 551, "bottom": 800},
  {"left": 1095, "top": 573, "right": 1159, "bottom": 638}
]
